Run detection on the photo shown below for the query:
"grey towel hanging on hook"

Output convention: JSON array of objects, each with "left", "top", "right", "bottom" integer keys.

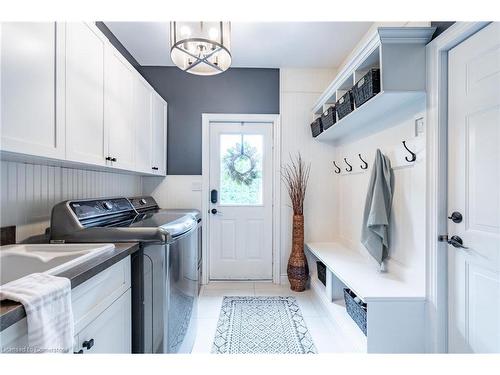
[{"left": 361, "top": 149, "right": 394, "bottom": 271}]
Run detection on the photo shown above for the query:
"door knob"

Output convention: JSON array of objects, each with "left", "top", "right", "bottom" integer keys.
[
  {"left": 82, "top": 338, "right": 94, "bottom": 350},
  {"left": 448, "top": 235, "right": 469, "bottom": 249},
  {"left": 210, "top": 208, "right": 222, "bottom": 215},
  {"left": 448, "top": 211, "right": 463, "bottom": 223}
]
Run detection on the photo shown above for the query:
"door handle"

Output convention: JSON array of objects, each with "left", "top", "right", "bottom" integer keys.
[
  {"left": 211, "top": 208, "right": 222, "bottom": 215},
  {"left": 448, "top": 235, "right": 469, "bottom": 250},
  {"left": 82, "top": 338, "right": 94, "bottom": 350},
  {"left": 448, "top": 211, "right": 463, "bottom": 223}
]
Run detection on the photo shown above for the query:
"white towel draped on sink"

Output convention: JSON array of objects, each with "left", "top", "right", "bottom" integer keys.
[{"left": 0, "top": 273, "right": 74, "bottom": 353}]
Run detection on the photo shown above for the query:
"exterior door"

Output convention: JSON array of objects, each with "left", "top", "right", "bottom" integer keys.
[
  {"left": 209, "top": 122, "right": 273, "bottom": 280},
  {"left": 448, "top": 22, "right": 500, "bottom": 353}
]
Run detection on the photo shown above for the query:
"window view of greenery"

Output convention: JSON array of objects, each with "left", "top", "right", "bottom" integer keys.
[{"left": 220, "top": 134, "right": 263, "bottom": 205}]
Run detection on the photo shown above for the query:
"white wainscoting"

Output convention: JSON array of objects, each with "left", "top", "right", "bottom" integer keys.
[
  {"left": 333, "top": 97, "right": 427, "bottom": 281},
  {"left": 279, "top": 68, "right": 337, "bottom": 277},
  {"left": 0, "top": 160, "right": 142, "bottom": 241},
  {"left": 142, "top": 175, "right": 202, "bottom": 211}
]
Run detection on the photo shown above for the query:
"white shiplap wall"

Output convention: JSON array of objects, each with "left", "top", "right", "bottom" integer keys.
[
  {"left": 333, "top": 97, "right": 427, "bottom": 281},
  {"left": 280, "top": 68, "right": 337, "bottom": 277},
  {"left": 0, "top": 161, "right": 142, "bottom": 242}
]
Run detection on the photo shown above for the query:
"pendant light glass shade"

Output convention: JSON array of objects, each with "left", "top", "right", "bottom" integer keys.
[{"left": 170, "top": 22, "right": 231, "bottom": 76}]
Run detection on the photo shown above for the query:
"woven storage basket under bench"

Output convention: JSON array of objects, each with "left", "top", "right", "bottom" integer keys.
[{"left": 305, "top": 242, "right": 426, "bottom": 353}]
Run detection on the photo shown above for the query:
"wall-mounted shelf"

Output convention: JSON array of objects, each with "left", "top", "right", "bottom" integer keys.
[
  {"left": 311, "top": 27, "right": 435, "bottom": 142},
  {"left": 315, "top": 91, "right": 425, "bottom": 142}
]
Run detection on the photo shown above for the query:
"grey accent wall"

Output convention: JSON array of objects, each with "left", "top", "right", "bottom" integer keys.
[
  {"left": 139, "top": 67, "right": 280, "bottom": 175},
  {"left": 431, "top": 22, "right": 455, "bottom": 40},
  {"left": 95, "top": 22, "right": 142, "bottom": 70}
]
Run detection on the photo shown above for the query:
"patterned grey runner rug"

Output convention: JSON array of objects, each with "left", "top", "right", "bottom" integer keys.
[{"left": 212, "top": 296, "right": 317, "bottom": 354}]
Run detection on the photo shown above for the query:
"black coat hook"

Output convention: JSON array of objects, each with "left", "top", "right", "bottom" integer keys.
[
  {"left": 402, "top": 141, "right": 417, "bottom": 162},
  {"left": 333, "top": 161, "right": 341, "bottom": 174},
  {"left": 344, "top": 157, "right": 353, "bottom": 172},
  {"left": 358, "top": 153, "right": 368, "bottom": 170}
]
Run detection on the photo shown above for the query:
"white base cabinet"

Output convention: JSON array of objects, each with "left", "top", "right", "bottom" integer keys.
[
  {"left": 74, "top": 289, "right": 131, "bottom": 354},
  {"left": 0, "top": 257, "right": 132, "bottom": 354},
  {"left": 0, "top": 22, "right": 167, "bottom": 177}
]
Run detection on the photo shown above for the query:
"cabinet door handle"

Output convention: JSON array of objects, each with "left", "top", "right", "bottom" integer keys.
[
  {"left": 105, "top": 156, "right": 112, "bottom": 161},
  {"left": 152, "top": 167, "right": 159, "bottom": 170},
  {"left": 74, "top": 349, "right": 84, "bottom": 354},
  {"left": 111, "top": 157, "right": 117, "bottom": 162},
  {"left": 82, "top": 338, "right": 94, "bottom": 350}
]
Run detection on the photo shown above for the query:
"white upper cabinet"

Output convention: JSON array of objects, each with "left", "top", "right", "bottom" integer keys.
[
  {"left": 0, "top": 22, "right": 65, "bottom": 159},
  {"left": 65, "top": 22, "right": 106, "bottom": 165},
  {"left": 152, "top": 94, "right": 167, "bottom": 176},
  {"left": 0, "top": 22, "right": 167, "bottom": 176},
  {"left": 104, "top": 48, "right": 135, "bottom": 170},
  {"left": 134, "top": 77, "right": 153, "bottom": 174}
]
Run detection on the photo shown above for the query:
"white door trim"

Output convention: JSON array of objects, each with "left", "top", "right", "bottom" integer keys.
[
  {"left": 425, "top": 21, "right": 491, "bottom": 353},
  {"left": 201, "top": 113, "right": 281, "bottom": 284}
]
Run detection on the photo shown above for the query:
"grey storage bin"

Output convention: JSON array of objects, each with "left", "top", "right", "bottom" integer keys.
[{"left": 344, "top": 288, "right": 367, "bottom": 336}]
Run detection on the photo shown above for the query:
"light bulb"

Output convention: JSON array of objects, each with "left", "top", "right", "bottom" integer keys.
[
  {"left": 208, "top": 27, "right": 218, "bottom": 40},
  {"left": 180, "top": 25, "right": 191, "bottom": 37}
]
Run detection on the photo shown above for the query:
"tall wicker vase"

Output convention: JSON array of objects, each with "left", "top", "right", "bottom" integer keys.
[{"left": 287, "top": 214, "right": 309, "bottom": 292}]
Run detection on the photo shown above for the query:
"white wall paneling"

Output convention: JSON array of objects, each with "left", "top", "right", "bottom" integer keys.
[
  {"left": 142, "top": 175, "right": 203, "bottom": 212},
  {"left": 0, "top": 161, "right": 142, "bottom": 242},
  {"left": 333, "top": 97, "right": 426, "bottom": 281},
  {"left": 279, "top": 68, "right": 337, "bottom": 278}
]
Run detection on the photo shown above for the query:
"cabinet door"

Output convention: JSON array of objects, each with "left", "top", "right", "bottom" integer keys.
[
  {"left": 133, "top": 78, "right": 153, "bottom": 173},
  {"left": 0, "top": 22, "right": 65, "bottom": 159},
  {"left": 151, "top": 94, "right": 167, "bottom": 175},
  {"left": 76, "top": 289, "right": 131, "bottom": 354},
  {"left": 65, "top": 22, "right": 106, "bottom": 166},
  {"left": 105, "top": 48, "right": 135, "bottom": 170}
]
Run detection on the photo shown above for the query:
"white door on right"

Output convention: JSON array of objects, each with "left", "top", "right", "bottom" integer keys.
[{"left": 448, "top": 22, "right": 500, "bottom": 353}]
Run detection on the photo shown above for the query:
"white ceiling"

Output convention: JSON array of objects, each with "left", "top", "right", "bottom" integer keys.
[{"left": 105, "top": 22, "right": 373, "bottom": 69}]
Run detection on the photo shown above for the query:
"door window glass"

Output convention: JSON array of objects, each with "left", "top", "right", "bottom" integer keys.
[{"left": 219, "top": 134, "right": 263, "bottom": 205}]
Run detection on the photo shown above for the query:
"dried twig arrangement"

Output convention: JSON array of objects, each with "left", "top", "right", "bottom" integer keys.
[{"left": 281, "top": 153, "right": 311, "bottom": 215}]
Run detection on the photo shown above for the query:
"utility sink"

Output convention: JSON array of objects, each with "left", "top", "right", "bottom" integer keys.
[{"left": 0, "top": 243, "right": 115, "bottom": 285}]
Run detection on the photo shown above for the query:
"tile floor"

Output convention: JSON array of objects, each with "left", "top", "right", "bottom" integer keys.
[{"left": 192, "top": 281, "right": 361, "bottom": 353}]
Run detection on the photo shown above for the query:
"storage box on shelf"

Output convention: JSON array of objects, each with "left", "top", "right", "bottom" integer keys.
[
  {"left": 320, "top": 106, "right": 336, "bottom": 131},
  {"left": 336, "top": 90, "right": 355, "bottom": 120},
  {"left": 352, "top": 68, "right": 380, "bottom": 107},
  {"left": 344, "top": 288, "right": 367, "bottom": 336},
  {"left": 306, "top": 242, "right": 425, "bottom": 353},
  {"left": 317, "top": 261, "right": 327, "bottom": 286},
  {"left": 310, "top": 27, "right": 435, "bottom": 143},
  {"left": 310, "top": 117, "right": 323, "bottom": 138}
]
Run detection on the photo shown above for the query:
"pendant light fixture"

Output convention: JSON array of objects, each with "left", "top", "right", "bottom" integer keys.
[{"left": 170, "top": 22, "right": 231, "bottom": 76}]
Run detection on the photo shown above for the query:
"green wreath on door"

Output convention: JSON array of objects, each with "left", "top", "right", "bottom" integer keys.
[{"left": 223, "top": 141, "right": 260, "bottom": 186}]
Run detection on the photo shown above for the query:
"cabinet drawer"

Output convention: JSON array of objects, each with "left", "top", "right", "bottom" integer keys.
[
  {"left": 75, "top": 289, "right": 131, "bottom": 354},
  {"left": 72, "top": 257, "right": 130, "bottom": 332}
]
